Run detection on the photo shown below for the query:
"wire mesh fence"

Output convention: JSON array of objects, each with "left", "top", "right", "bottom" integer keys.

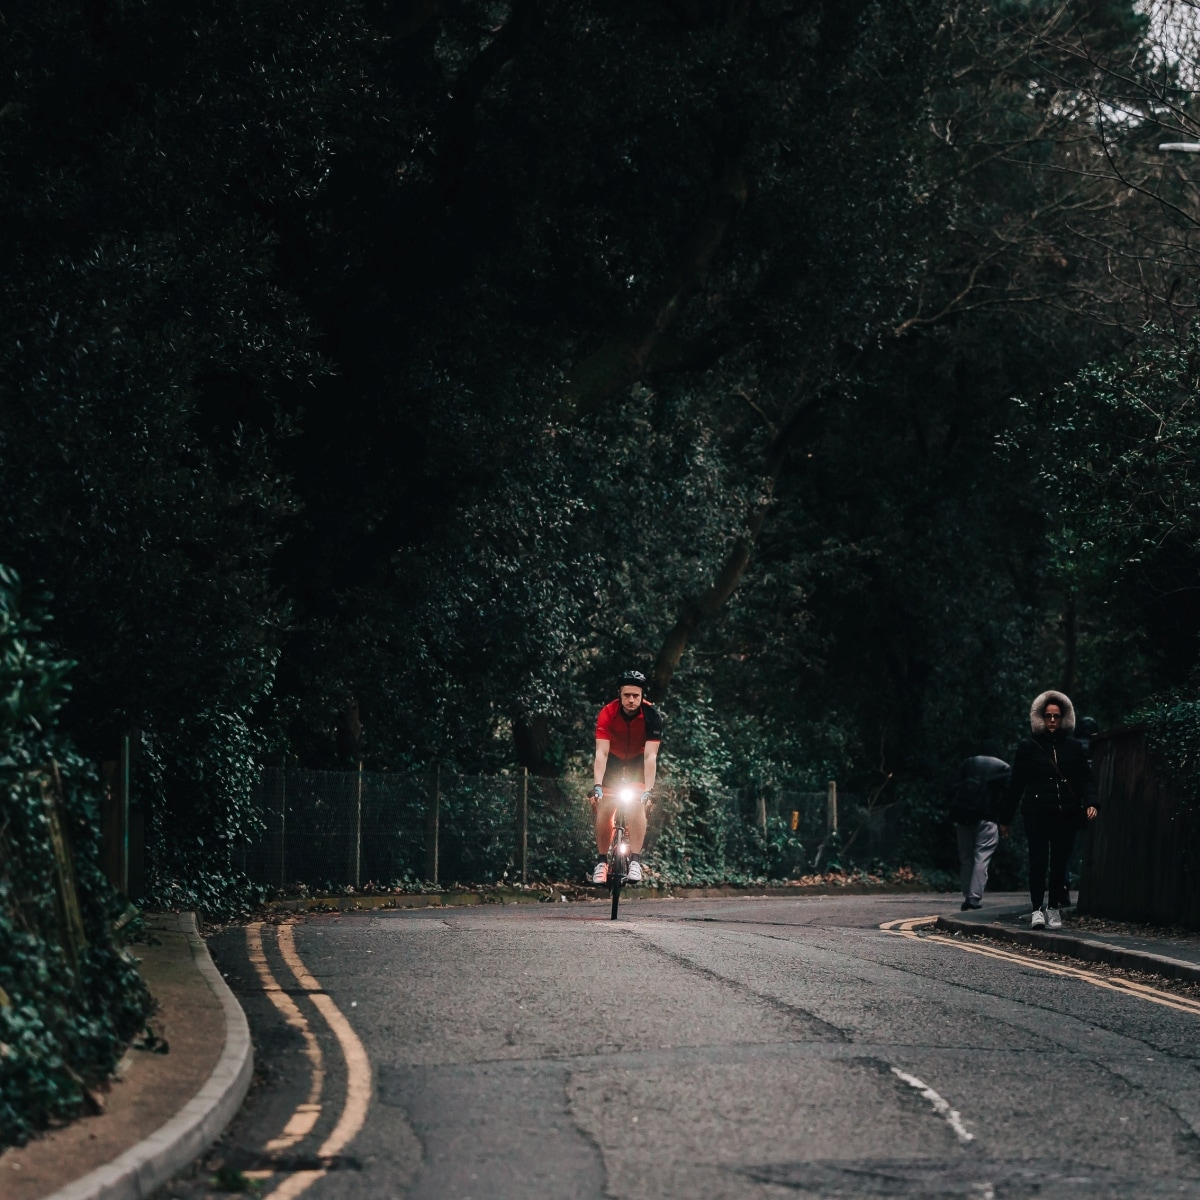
[{"left": 233, "top": 768, "right": 908, "bottom": 890}]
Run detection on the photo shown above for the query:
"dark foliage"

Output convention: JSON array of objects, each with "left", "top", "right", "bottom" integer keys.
[
  {"left": 0, "top": 567, "right": 153, "bottom": 1147},
  {"left": 2, "top": 0, "right": 1195, "bottom": 898},
  {"left": 0, "top": 0, "right": 378, "bottom": 895}
]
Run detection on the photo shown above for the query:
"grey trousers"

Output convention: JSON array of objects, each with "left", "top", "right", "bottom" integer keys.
[{"left": 956, "top": 820, "right": 999, "bottom": 905}]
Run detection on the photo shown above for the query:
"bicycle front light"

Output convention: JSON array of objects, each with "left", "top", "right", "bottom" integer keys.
[{"left": 619, "top": 786, "right": 635, "bottom": 804}]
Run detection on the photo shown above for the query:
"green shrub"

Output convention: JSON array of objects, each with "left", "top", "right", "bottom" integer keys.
[
  {"left": 0, "top": 566, "right": 152, "bottom": 1147},
  {"left": 1138, "top": 694, "right": 1200, "bottom": 809}
]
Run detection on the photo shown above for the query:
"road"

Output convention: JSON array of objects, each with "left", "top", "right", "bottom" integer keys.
[{"left": 160, "top": 893, "right": 1200, "bottom": 1199}]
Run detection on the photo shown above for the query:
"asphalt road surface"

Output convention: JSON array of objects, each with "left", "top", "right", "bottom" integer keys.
[{"left": 162, "top": 892, "right": 1200, "bottom": 1199}]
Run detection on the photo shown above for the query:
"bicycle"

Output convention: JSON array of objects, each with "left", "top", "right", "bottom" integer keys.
[{"left": 604, "top": 786, "right": 642, "bottom": 920}]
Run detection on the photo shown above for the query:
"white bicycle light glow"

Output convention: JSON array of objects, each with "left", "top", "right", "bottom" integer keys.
[
  {"left": 619, "top": 843, "right": 629, "bottom": 855},
  {"left": 620, "top": 786, "right": 635, "bottom": 803}
]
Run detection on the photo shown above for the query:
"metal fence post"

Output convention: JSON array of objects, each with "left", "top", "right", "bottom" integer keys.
[
  {"left": 757, "top": 786, "right": 767, "bottom": 835},
  {"left": 119, "top": 734, "right": 131, "bottom": 895},
  {"left": 827, "top": 780, "right": 838, "bottom": 834},
  {"left": 426, "top": 765, "right": 440, "bottom": 886},
  {"left": 280, "top": 769, "right": 287, "bottom": 889},
  {"left": 355, "top": 759, "right": 363, "bottom": 889},
  {"left": 521, "top": 767, "right": 529, "bottom": 884}
]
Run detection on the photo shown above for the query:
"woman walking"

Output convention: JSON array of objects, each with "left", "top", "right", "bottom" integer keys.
[{"left": 1003, "top": 690, "right": 1098, "bottom": 929}]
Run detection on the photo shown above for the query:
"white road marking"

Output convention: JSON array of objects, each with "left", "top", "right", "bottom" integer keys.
[{"left": 890, "top": 1067, "right": 974, "bottom": 1144}]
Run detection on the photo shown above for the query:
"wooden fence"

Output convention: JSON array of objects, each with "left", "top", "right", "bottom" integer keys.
[{"left": 1080, "top": 725, "right": 1200, "bottom": 929}]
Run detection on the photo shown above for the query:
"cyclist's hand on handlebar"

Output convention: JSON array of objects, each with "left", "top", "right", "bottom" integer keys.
[
  {"left": 590, "top": 784, "right": 603, "bottom": 811},
  {"left": 642, "top": 790, "right": 653, "bottom": 811}
]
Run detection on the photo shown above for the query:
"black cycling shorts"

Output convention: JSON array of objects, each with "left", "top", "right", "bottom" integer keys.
[{"left": 602, "top": 755, "right": 646, "bottom": 788}]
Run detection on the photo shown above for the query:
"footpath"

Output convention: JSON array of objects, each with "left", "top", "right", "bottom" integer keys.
[
  {"left": 937, "top": 901, "right": 1200, "bottom": 984},
  {"left": 0, "top": 913, "right": 251, "bottom": 1200}
]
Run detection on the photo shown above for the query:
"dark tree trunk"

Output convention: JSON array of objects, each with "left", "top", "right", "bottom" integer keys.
[
  {"left": 513, "top": 714, "right": 557, "bottom": 777},
  {"left": 650, "top": 396, "right": 821, "bottom": 697}
]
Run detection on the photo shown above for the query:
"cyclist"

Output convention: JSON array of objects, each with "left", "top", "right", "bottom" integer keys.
[{"left": 590, "top": 669, "right": 662, "bottom": 884}]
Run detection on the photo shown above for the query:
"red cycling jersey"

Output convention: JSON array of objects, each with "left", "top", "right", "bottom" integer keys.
[{"left": 595, "top": 699, "right": 663, "bottom": 760}]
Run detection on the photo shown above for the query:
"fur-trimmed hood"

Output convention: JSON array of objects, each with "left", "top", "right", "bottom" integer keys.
[{"left": 1029, "top": 690, "right": 1076, "bottom": 735}]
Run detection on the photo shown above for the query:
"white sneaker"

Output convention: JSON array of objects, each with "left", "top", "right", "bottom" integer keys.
[
  {"left": 592, "top": 861, "right": 608, "bottom": 884},
  {"left": 1031, "top": 908, "right": 1047, "bottom": 929},
  {"left": 627, "top": 860, "right": 643, "bottom": 884},
  {"left": 1045, "top": 906, "right": 1062, "bottom": 929}
]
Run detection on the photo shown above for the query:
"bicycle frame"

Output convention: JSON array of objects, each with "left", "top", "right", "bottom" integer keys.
[{"left": 605, "top": 786, "right": 641, "bottom": 920}]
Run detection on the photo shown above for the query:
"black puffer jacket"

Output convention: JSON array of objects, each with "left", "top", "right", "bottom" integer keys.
[
  {"left": 1001, "top": 689, "right": 1098, "bottom": 822},
  {"left": 1002, "top": 734, "right": 1096, "bottom": 821}
]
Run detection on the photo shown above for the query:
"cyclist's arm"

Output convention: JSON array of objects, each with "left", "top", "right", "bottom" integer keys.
[
  {"left": 593, "top": 739, "right": 610, "bottom": 788},
  {"left": 643, "top": 740, "right": 659, "bottom": 792}
]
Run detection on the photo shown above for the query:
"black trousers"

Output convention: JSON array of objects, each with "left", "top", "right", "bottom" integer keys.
[{"left": 1024, "top": 808, "right": 1078, "bottom": 909}]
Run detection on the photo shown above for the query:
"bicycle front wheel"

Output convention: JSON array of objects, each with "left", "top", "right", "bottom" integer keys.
[{"left": 610, "top": 875, "right": 622, "bottom": 920}]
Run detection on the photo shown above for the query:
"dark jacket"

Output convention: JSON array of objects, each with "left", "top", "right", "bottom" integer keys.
[
  {"left": 948, "top": 755, "right": 1011, "bottom": 824},
  {"left": 1002, "top": 732, "right": 1097, "bottom": 823}
]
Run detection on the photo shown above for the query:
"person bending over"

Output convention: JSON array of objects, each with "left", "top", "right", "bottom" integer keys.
[
  {"left": 590, "top": 669, "right": 662, "bottom": 885},
  {"left": 948, "top": 746, "right": 1011, "bottom": 911}
]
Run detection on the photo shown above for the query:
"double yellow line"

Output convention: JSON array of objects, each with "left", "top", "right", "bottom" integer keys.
[
  {"left": 880, "top": 916, "right": 1200, "bottom": 1018},
  {"left": 244, "top": 922, "right": 373, "bottom": 1199}
]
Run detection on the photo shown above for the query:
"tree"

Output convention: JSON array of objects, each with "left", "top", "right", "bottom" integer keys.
[
  {"left": 1023, "top": 319, "right": 1200, "bottom": 708},
  {"left": 274, "top": 0, "right": 1167, "bottom": 791},
  {"left": 4, "top": 0, "right": 1191, "bottom": 892},
  {"left": 0, "top": 0, "right": 378, "bottom": 899},
  {"left": 0, "top": 566, "right": 152, "bottom": 1147}
]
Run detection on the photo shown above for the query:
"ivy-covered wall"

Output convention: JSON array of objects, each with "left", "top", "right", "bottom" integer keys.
[{"left": 0, "top": 566, "right": 152, "bottom": 1148}]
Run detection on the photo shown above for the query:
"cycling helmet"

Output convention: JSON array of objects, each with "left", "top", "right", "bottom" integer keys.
[{"left": 619, "top": 669, "right": 648, "bottom": 692}]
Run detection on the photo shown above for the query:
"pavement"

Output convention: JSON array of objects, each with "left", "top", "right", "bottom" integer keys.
[
  {"left": 937, "top": 900, "right": 1200, "bottom": 983},
  {"left": 7, "top": 892, "right": 1200, "bottom": 1200},
  {"left": 0, "top": 912, "right": 252, "bottom": 1200}
]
